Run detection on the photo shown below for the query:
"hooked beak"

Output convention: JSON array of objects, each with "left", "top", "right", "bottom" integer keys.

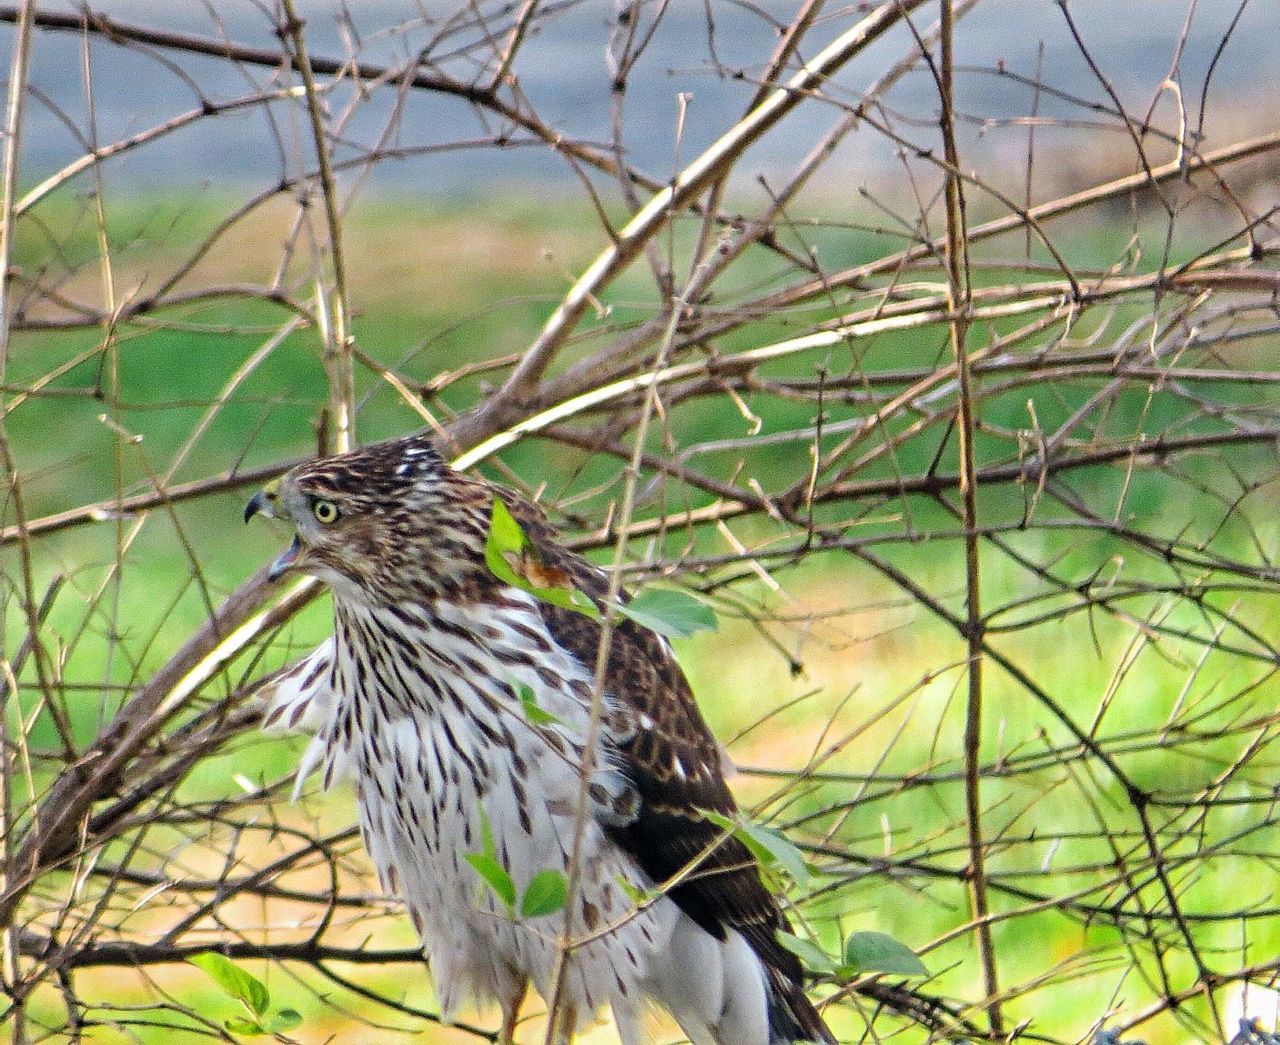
[
  {"left": 244, "top": 481, "right": 282, "bottom": 527},
  {"left": 244, "top": 486, "right": 278, "bottom": 523}
]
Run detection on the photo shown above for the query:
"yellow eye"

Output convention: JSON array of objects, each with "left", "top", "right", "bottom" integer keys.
[{"left": 312, "top": 498, "right": 340, "bottom": 524}]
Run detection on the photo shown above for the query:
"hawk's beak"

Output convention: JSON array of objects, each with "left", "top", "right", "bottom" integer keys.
[
  {"left": 267, "top": 535, "right": 303, "bottom": 581},
  {"left": 246, "top": 482, "right": 301, "bottom": 581},
  {"left": 244, "top": 488, "right": 277, "bottom": 523}
]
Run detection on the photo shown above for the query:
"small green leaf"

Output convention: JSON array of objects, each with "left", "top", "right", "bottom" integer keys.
[
  {"left": 520, "top": 869, "right": 569, "bottom": 919},
  {"left": 740, "top": 821, "right": 812, "bottom": 887},
  {"left": 511, "top": 677, "right": 563, "bottom": 727},
  {"left": 703, "top": 810, "right": 811, "bottom": 886},
  {"left": 189, "top": 953, "right": 270, "bottom": 1016},
  {"left": 464, "top": 852, "right": 516, "bottom": 910},
  {"left": 485, "top": 497, "right": 526, "bottom": 573},
  {"left": 267, "top": 1009, "right": 303, "bottom": 1033},
  {"left": 479, "top": 810, "right": 497, "bottom": 860},
  {"left": 535, "top": 583, "right": 601, "bottom": 616},
  {"left": 485, "top": 499, "right": 599, "bottom": 620},
  {"left": 224, "top": 1017, "right": 266, "bottom": 1035},
  {"left": 568, "top": 588, "right": 602, "bottom": 617},
  {"left": 776, "top": 931, "right": 838, "bottom": 975},
  {"left": 843, "top": 931, "right": 928, "bottom": 977},
  {"left": 615, "top": 873, "right": 651, "bottom": 906},
  {"left": 618, "top": 587, "right": 718, "bottom": 638},
  {"left": 702, "top": 809, "right": 733, "bottom": 831}
]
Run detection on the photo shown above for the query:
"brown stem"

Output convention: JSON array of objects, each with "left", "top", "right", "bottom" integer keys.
[{"left": 933, "top": 1, "right": 1002, "bottom": 1033}]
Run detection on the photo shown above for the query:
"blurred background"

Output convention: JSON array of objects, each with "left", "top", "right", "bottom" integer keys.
[{"left": 3, "top": 1, "right": 1279, "bottom": 1042}]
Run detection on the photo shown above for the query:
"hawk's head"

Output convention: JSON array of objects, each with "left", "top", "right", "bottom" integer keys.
[{"left": 245, "top": 434, "right": 478, "bottom": 601}]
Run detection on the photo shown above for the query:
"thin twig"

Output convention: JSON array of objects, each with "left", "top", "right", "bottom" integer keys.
[{"left": 934, "top": 1, "right": 1002, "bottom": 1032}]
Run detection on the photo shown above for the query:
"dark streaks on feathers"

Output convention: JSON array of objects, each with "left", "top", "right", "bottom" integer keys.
[
  {"left": 503, "top": 497, "right": 832, "bottom": 1044},
  {"left": 264, "top": 433, "right": 833, "bottom": 1044}
]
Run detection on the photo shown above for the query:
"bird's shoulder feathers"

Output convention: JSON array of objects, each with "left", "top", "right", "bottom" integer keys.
[{"left": 498, "top": 490, "right": 806, "bottom": 990}]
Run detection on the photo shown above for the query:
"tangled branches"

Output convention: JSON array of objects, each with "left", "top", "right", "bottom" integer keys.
[{"left": 1, "top": 1, "right": 1278, "bottom": 1041}]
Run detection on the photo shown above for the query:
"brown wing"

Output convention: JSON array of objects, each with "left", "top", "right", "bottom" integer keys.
[{"left": 501, "top": 494, "right": 804, "bottom": 986}]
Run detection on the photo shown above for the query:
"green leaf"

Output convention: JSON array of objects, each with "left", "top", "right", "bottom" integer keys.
[
  {"left": 485, "top": 499, "right": 599, "bottom": 620},
  {"left": 188, "top": 953, "right": 270, "bottom": 1016},
  {"left": 776, "top": 931, "right": 838, "bottom": 975},
  {"left": 520, "top": 869, "right": 569, "bottom": 919},
  {"left": 617, "top": 587, "right": 718, "bottom": 638},
  {"left": 703, "top": 810, "right": 811, "bottom": 886},
  {"left": 843, "top": 931, "right": 928, "bottom": 977},
  {"left": 567, "top": 588, "right": 602, "bottom": 616},
  {"left": 615, "top": 873, "right": 651, "bottom": 906},
  {"left": 486, "top": 495, "right": 526, "bottom": 562},
  {"left": 224, "top": 1017, "right": 267, "bottom": 1035},
  {"left": 511, "top": 676, "right": 563, "bottom": 727},
  {"left": 267, "top": 1009, "right": 303, "bottom": 1033},
  {"left": 464, "top": 852, "right": 516, "bottom": 910},
  {"left": 740, "top": 821, "right": 812, "bottom": 887},
  {"left": 478, "top": 808, "right": 497, "bottom": 861}
]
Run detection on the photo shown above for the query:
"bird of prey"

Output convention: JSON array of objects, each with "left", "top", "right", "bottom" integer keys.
[{"left": 246, "top": 432, "right": 834, "bottom": 1045}]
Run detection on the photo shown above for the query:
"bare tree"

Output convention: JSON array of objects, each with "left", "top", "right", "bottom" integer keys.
[{"left": 2, "top": 1, "right": 1279, "bottom": 1041}]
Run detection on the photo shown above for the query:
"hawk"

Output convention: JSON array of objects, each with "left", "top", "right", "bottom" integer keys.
[{"left": 246, "top": 433, "right": 834, "bottom": 1045}]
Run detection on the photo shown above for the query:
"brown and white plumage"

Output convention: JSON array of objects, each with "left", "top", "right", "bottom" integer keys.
[{"left": 248, "top": 433, "right": 834, "bottom": 1045}]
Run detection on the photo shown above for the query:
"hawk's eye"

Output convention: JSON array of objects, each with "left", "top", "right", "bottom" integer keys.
[{"left": 311, "top": 498, "right": 340, "bottom": 524}]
